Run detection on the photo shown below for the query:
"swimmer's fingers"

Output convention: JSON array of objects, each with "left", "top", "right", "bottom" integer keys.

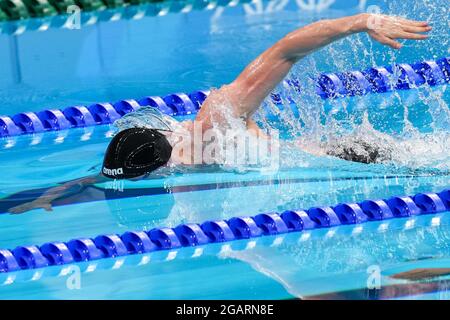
[
  {"left": 395, "top": 31, "right": 429, "bottom": 40},
  {"left": 396, "top": 17, "right": 430, "bottom": 28},
  {"left": 391, "top": 268, "right": 450, "bottom": 281},
  {"left": 8, "top": 206, "right": 26, "bottom": 214},
  {"left": 8, "top": 204, "right": 32, "bottom": 214},
  {"left": 43, "top": 203, "right": 53, "bottom": 212},
  {"left": 401, "top": 24, "right": 432, "bottom": 34},
  {"left": 369, "top": 31, "right": 402, "bottom": 49},
  {"left": 8, "top": 201, "right": 53, "bottom": 214}
]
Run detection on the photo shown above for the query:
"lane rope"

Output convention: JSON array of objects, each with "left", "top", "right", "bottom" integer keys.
[
  {"left": 1, "top": 56, "right": 449, "bottom": 138},
  {"left": 0, "top": 188, "right": 448, "bottom": 273}
]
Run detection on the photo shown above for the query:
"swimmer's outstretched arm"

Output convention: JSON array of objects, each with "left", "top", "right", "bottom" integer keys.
[
  {"left": 8, "top": 174, "right": 107, "bottom": 214},
  {"left": 196, "top": 13, "right": 431, "bottom": 127}
]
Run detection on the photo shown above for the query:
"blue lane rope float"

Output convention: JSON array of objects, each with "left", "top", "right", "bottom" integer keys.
[
  {"left": 1, "top": 57, "right": 449, "bottom": 139},
  {"left": 0, "top": 189, "right": 449, "bottom": 273},
  {"left": 3, "top": 212, "right": 450, "bottom": 287},
  {"left": 314, "top": 57, "right": 450, "bottom": 98},
  {"left": 0, "top": 90, "right": 210, "bottom": 138}
]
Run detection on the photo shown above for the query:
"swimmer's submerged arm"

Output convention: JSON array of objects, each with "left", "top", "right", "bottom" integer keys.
[
  {"left": 196, "top": 14, "right": 431, "bottom": 125},
  {"left": 8, "top": 174, "right": 107, "bottom": 214}
]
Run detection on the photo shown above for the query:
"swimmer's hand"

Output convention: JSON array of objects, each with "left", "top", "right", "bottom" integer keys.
[
  {"left": 7, "top": 175, "right": 103, "bottom": 214},
  {"left": 361, "top": 13, "right": 432, "bottom": 49},
  {"left": 8, "top": 199, "right": 53, "bottom": 214},
  {"left": 391, "top": 268, "right": 450, "bottom": 281}
]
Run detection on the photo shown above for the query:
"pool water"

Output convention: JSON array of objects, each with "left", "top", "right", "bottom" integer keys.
[{"left": 0, "top": 0, "right": 449, "bottom": 299}]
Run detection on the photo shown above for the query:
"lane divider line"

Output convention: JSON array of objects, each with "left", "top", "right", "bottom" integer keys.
[
  {"left": 1, "top": 56, "right": 449, "bottom": 139},
  {"left": 0, "top": 188, "right": 448, "bottom": 273}
]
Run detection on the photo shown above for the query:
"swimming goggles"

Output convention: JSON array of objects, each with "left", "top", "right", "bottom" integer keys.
[{"left": 114, "top": 106, "right": 175, "bottom": 133}]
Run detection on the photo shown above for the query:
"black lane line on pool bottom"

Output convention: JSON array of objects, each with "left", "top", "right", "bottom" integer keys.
[{"left": 0, "top": 174, "right": 447, "bottom": 214}]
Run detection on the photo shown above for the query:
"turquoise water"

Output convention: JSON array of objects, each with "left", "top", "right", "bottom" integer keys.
[{"left": 0, "top": 0, "right": 449, "bottom": 299}]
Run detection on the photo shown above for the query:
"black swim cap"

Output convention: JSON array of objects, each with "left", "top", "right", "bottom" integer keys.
[{"left": 102, "top": 128, "right": 173, "bottom": 179}]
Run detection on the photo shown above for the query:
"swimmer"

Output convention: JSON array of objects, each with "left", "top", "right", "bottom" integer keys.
[{"left": 7, "top": 13, "right": 431, "bottom": 214}]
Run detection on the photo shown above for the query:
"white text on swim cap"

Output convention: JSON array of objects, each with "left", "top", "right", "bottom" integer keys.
[{"left": 103, "top": 167, "right": 124, "bottom": 177}]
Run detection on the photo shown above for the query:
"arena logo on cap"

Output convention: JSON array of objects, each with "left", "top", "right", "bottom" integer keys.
[{"left": 103, "top": 167, "right": 124, "bottom": 177}]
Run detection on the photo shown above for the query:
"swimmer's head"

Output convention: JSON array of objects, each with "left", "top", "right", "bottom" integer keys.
[{"left": 102, "top": 128, "right": 173, "bottom": 179}]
